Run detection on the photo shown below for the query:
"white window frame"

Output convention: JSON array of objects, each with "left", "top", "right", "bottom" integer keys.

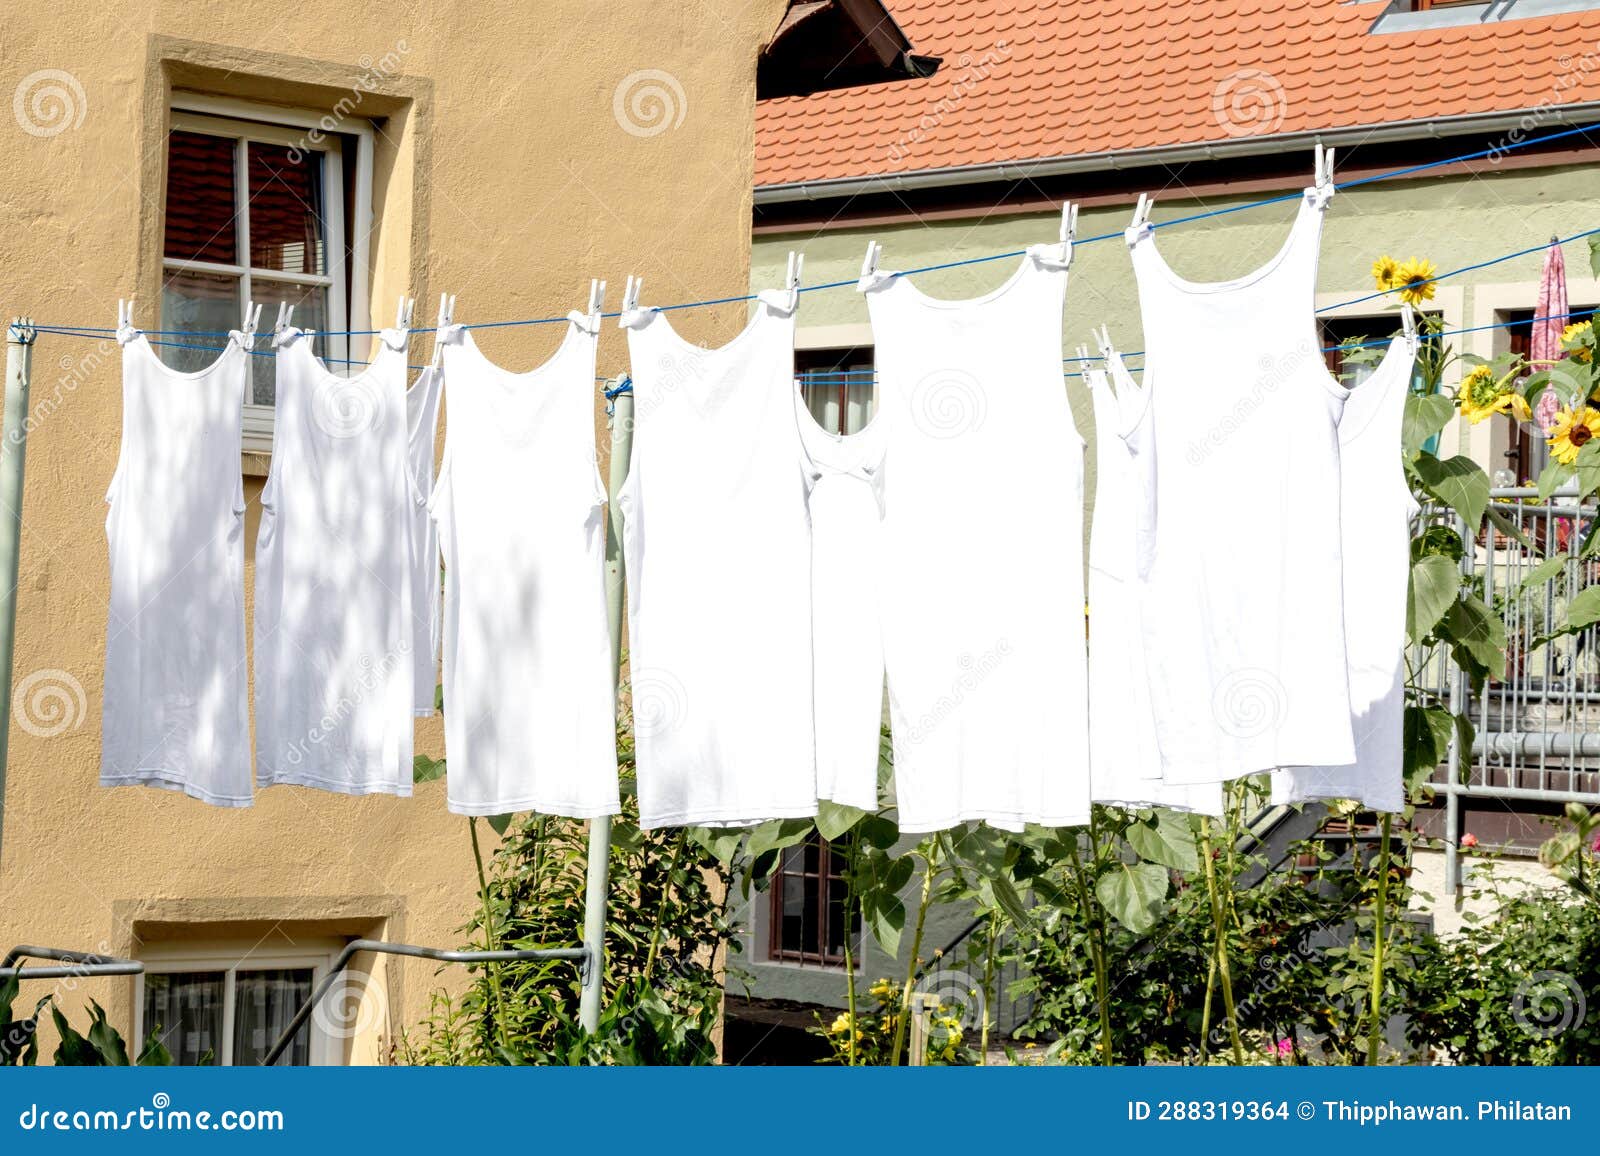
[
  {"left": 166, "top": 93, "right": 375, "bottom": 453},
  {"left": 133, "top": 936, "right": 346, "bottom": 1066}
]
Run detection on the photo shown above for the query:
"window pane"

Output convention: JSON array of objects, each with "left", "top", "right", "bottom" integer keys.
[
  {"left": 780, "top": 874, "right": 806, "bottom": 955},
  {"left": 801, "top": 876, "right": 821, "bottom": 956},
  {"left": 142, "top": 972, "right": 225, "bottom": 1066},
  {"left": 247, "top": 280, "right": 330, "bottom": 405},
  {"left": 165, "top": 131, "right": 238, "bottom": 265},
  {"left": 248, "top": 142, "right": 326, "bottom": 275},
  {"left": 234, "top": 968, "right": 314, "bottom": 1066},
  {"left": 159, "top": 267, "right": 239, "bottom": 374}
]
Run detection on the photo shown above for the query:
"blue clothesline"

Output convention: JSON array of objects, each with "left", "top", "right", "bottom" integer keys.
[{"left": 16, "top": 118, "right": 1599, "bottom": 343}]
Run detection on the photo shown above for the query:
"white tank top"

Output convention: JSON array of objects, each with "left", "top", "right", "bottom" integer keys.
[
  {"left": 863, "top": 248, "right": 1090, "bottom": 832},
  {"left": 1087, "top": 357, "right": 1223, "bottom": 815},
  {"left": 619, "top": 293, "right": 816, "bottom": 828},
  {"left": 796, "top": 390, "right": 886, "bottom": 813},
  {"left": 1127, "top": 187, "right": 1355, "bottom": 783},
  {"left": 406, "top": 365, "right": 444, "bottom": 715},
  {"left": 431, "top": 317, "right": 619, "bottom": 817},
  {"left": 254, "top": 327, "right": 415, "bottom": 795},
  {"left": 1273, "top": 335, "right": 1418, "bottom": 812},
  {"left": 101, "top": 324, "right": 252, "bottom": 806}
]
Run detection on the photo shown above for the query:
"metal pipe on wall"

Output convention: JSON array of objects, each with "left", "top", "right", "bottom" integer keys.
[{"left": 0, "top": 320, "right": 34, "bottom": 873}]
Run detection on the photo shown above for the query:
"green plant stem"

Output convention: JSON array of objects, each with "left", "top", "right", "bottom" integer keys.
[
  {"left": 1199, "top": 939, "right": 1218, "bottom": 1064},
  {"left": 642, "top": 829, "right": 688, "bottom": 985},
  {"left": 468, "top": 817, "right": 509, "bottom": 1054},
  {"left": 890, "top": 838, "right": 941, "bottom": 1067},
  {"left": 1066, "top": 828, "right": 1114, "bottom": 1065},
  {"left": 842, "top": 829, "right": 860, "bottom": 1067},
  {"left": 1367, "top": 812, "right": 1393, "bottom": 1066},
  {"left": 1199, "top": 817, "right": 1245, "bottom": 1065},
  {"left": 980, "top": 909, "right": 999, "bottom": 1064}
]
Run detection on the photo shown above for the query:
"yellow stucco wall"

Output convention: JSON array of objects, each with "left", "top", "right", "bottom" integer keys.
[{"left": 0, "top": 0, "right": 786, "bottom": 1062}]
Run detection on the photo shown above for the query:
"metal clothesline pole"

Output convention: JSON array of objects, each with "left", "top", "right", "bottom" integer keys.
[
  {"left": 579, "top": 383, "right": 633, "bottom": 1035},
  {"left": 0, "top": 319, "right": 34, "bottom": 873}
]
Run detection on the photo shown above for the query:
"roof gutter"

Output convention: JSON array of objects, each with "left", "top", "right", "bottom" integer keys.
[{"left": 753, "top": 103, "right": 1600, "bottom": 204}]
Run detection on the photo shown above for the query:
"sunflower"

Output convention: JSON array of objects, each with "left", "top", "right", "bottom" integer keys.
[
  {"left": 1394, "top": 256, "right": 1438, "bottom": 306},
  {"left": 1548, "top": 406, "right": 1600, "bottom": 464},
  {"left": 1371, "top": 255, "right": 1400, "bottom": 291},
  {"left": 1562, "top": 319, "right": 1593, "bottom": 364},
  {"left": 1457, "top": 364, "right": 1531, "bottom": 425}
]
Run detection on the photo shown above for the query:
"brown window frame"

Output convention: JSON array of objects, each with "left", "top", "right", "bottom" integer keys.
[{"left": 768, "top": 832, "right": 859, "bottom": 968}]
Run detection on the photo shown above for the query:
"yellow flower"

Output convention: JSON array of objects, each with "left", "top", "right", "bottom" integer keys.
[
  {"left": 1371, "top": 255, "right": 1400, "bottom": 290},
  {"left": 1548, "top": 406, "right": 1600, "bottom": 464},
  {"left": 1457, "top": 365, "right": 1532, "bottom": 425},
  {"left": 828, "top": 1012, "right": 852, "bottom": 1035},
  {"left": 1394, "top": 257, "right": 1437, "bottom": 305},
  {"left": 1562, "top": 320, "right": 1593, "bottom": 364}
]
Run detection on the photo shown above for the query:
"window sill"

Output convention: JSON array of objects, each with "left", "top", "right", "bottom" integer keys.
[{"left": 1371, "top": 0, "right": 1600, "bottom": 34}]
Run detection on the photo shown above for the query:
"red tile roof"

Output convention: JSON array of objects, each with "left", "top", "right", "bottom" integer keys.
[{"left": 754, "top": 0, "right": 1600, "bottom": 187}]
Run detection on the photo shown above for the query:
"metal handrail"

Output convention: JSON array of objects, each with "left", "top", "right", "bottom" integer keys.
[
  {"left": 0, "top": 944, "right": 143, "bottom": 981},
  {"left": 261, "top": 939, "right": 589, "bottom": 1065}
]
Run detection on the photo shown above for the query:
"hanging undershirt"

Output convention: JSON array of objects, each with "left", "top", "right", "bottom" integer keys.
[
  {"left": 1273, "top": 335, "right": 1419, "bottom": 812},
  {"left": 406, "top": 364, "right": 444, "bottom": 715},
  {"left": 796, "top": 389, "right": 886, "bottom": 813},
  {"left": 1087, "top": 356, "right": 1223, "bottom": 815},
  {"left": 254, "top": 327, "right": 415, "bottom": 796},
  {"left": 619, "top": 292, "right": 816, "bottom": 828},
  {"left": 101, "top": 323, "right": 252, "bottom": 806},
  {"left": 431, "top": 315, "right": 619, "bottom": 817},
  {"left": 863, "top": 248, "right": 1090, "bottom": 832},
  {"left": 1126, "top": 187, "right": 1356, "bottom": 784}
]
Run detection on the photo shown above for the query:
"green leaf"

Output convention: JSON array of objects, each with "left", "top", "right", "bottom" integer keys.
[
  {"left": 51, "top": 1005, "right": 104, "bottom": 1066},
  {"left": 1549, "top": 359, "right": 1590, "bottom": 409},
  {"left": 1402, "top": 393, "right": 1455, "bottom": 455},
  {"left": 485, "top": 813, "right": 514, "bottom": 837},
  {"left": 745, "top": 818, "right": 814, "bottom": 863},
  {"left": 1517, "top": 552, "right": 1571, "bottom": 594},
  {"left": 1485, "top": 505, "right": 1535, "bottom": 552},
  {"left": 686, "top": 826, "right": 746, "bottom": 863},
  {"left": 815, "top": 800, "right": 865, "bottom": 842},
  {"left": 857, "top": 815, "right": 900, "bottom": 851},
  {"left": 412, "top": 754, "right": 446, "bottom": 783},
  {"left": 1407, "top": 554, "right": 1460, "bottom": 644},
  {"left": 1094, "top": 861, "right": 1170, "bottom": 934},
  {"left": 1454, "top": 712, "right": 1476, "bottom": 786},
  {"left": 85, "top": 1001, "right": 129, "bottom": 1066},
  {"left": 1560, "top": 585, "right": 1600, "bottom": 636},
  {"left": 1522, "top": 368, "right": 1552, "bottom": 410},
  {"left": 1537, "top": 459, "right": 1575, "bottom": 500},
  {"left": 1123, "top": 810, "right": 1198, "bottom": 872},
  {"left": 982, "top": 873, "right": 1031, "bottom": 926},
  {"left": 1413, "top": 454, "right": 1490, "bottom": 531},
  {"left": 1442, "top": 596, "right": 1507, "bottom": 681},
  {"left": 1403, "top": 705, "right": 1453, "bottom": 792},
  {"left": 862, "top": 893, "right": 906, "bottom": 959},
  {"left": 1590, "top": 234, "right": 1600, "bottom": 281}
]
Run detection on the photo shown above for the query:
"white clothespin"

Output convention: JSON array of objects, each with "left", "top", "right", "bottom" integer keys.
[
  {"left": 1060, "top": 202, "right": 1079, "bottom": 264},
  {"left": 784, "top": 251, "right": 804, "bottom": 312},
  {"left": 1127, "top": 194, "right": 1155, "bottom": 245},
  {"left": 1094, "top": 324, "right": 1115, "bottom": 361},
  {"left": 430, "top": 293, "right": 460, "bottom": 366},
  {"left": 861, "top": 241, "right": 881, "bottom": 280},
  {"left": 271, "top": 301, "right": 298, "bottom": 348},
  {"left": 618, "top": 275, "right": 657, "bottom": 329},
  {"left": 394, "top": 296, "right": 415, "bottom": 331},
  {"left": 239, "top": 300, "right": 264, "bottom": 349},
  {"left": 1311, "top": 144, "right": 1337, "bottom": 208},
  {"left": 588, "top": 278, "right": 606, "bottom": 329},
  {"left": 1075, "top": 342, "right": 1093, "bottom": 369},
  {"left": 1401, "top": 301, "right": 1418, "bottom": 343},
  {"left": 115, "top": 297, "right": 138, "bottom": 345}
]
